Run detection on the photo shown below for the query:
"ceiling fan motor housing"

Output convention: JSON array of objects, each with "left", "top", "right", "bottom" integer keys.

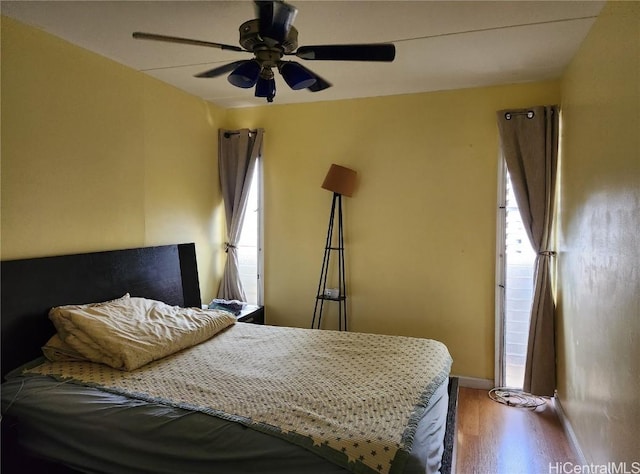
[{"left": 239, "top": 19, "right": 298, "bottom": 53}]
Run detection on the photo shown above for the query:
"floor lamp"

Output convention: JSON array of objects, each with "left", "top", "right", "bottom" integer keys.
[{"left": 311, "top": 164, "right": 357, "bottom": 330}]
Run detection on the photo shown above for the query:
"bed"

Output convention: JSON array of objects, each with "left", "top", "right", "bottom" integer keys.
[{"left": 1, "top": 243, "right": 457, "bottom": 474}]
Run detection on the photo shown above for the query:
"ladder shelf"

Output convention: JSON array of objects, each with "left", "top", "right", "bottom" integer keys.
[{"left": 311, "top": 192, "right": 348, "bottom": 331}]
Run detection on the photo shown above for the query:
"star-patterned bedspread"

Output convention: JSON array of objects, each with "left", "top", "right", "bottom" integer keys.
[{"left": 25, "top": 323, "right": 452, "bottom": 474}]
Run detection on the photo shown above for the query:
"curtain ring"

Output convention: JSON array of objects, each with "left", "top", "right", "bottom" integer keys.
[
  {"left": 224, "top": 242, "right": 237, "bottom": 253},
  {"left": 538, "top": 250, "right": 556, "bottom": 257},
  {"left": 504, "top": 111, "right": 535, "bottom": 120}
]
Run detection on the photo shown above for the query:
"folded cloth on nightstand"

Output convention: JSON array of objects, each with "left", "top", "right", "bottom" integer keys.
[{"left": 208, "top": 299, "right": 246, "bottom": 315}]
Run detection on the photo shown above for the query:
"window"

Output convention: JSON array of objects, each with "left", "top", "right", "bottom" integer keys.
[
  {"left": 236, "top": 158, "right": 263, "bottom": 305},
  {"left": 496, "top": 159, "right": 536, "bottom": 388}
]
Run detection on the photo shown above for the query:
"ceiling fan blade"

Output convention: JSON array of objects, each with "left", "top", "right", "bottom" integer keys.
[
  {"left": 255, "top": 0, "right": 298, "bottom": 44},
  {"left": 295, "top": 44, "right": 396, "bottom": 62},
  {"left": 294, "top": 63, "right": 332, "bottom": 92},
  {"left": 195, "top": 60, "right": 248, "bottom": 78},
  {"left": 132, "top": 32, "right": 244, "bottom": 52}
]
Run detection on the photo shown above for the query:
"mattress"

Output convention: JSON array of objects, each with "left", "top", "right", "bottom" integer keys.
[{"left": 2, "top": 324, "right": 452, "bottom": 474}]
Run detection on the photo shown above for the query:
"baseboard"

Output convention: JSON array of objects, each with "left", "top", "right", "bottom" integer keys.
[
  {"left": 452, "top": 375, "right": 494, "bottom": 390},
  {"left": 553, "top": 394, "right": 587, "bottom": 465}
]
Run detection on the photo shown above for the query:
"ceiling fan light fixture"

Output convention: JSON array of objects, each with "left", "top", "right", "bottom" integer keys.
[
  {"left": 255, "top": 74, "right": 276, "bottom": 102},
  {"left": 280, "top": 62, "right": 317, "bottom": 90},
  {"left": 228, "top": 60, "right": 261, "bottom": 88}
]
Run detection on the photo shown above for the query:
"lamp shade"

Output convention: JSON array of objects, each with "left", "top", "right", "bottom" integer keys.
[
  {"left": 280, "top": 62, "right": 317, "bottom": 90},
  {"left": 321, "top": 164, "right": 357, "bottom": 197},
  {"left": 227, "top": 60, "right": 261, "bottom": 88},
  {"left": 255, "top": 76, "right": 276, "bottom": 101}
]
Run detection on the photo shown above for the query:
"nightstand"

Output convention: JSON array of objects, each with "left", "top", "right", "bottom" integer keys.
[{"left": 236, "top": 305, "right": 265, "bottom": 325}]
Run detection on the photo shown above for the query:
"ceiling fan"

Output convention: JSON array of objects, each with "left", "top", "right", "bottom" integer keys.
[{"left": 132, "top": 0, "right": 396, "bottom": 103}]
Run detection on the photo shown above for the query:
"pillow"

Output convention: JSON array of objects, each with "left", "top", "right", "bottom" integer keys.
[{"left": 42, "top": 294, "right": 130, "bottom": 362}]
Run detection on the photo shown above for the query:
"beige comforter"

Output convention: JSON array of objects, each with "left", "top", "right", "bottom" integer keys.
[{"left": 48, "top": 294, "right": 236, "bottom": 370}]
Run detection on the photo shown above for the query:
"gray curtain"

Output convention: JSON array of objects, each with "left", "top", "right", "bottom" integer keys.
[
  {"left": 217, "top": 128, "right": 264, "bottom": 301},
  {"left": 497, "top": 105, "right": 559, "bottom": 396}
]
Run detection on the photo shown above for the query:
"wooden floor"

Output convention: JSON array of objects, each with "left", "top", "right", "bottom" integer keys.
[{"left": 455, "top": 387, "right": 577, "bottom": 474}]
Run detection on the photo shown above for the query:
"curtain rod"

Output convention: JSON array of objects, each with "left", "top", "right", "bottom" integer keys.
[
  {"left": 223, "top": 129, "right": 259, "bottom": 138},
  {"left": 504, "top": 111, "right": 535, "bottom": 120}
]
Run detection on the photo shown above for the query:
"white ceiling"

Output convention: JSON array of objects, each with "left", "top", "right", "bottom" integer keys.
[{"left": 2, "top": 1, "right": 605, "bottom": 109}]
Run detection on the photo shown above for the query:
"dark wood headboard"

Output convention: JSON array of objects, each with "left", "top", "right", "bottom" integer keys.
[{"left": 1, "top": 243, "right": 202, "bottom": 379}]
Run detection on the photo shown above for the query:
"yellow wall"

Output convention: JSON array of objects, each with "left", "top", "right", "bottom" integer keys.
[
  {"left": 1, "top": 16, "right": 227, "bottom": 302},
  {"left": 557, "top": 1, "right": 639, "bottom": 464},
  {"left": 227, "top": 81, "right": 561, "bottom": 379}
]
